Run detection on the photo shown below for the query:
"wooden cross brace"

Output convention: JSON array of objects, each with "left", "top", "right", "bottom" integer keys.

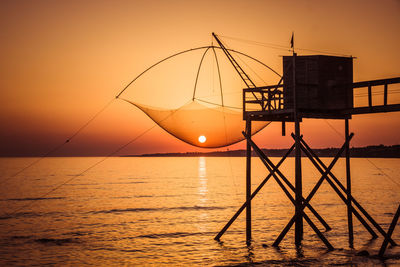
[
  {"left": 296, "top": 134, "right": 397, "bottom": 247},
  {"left": 214, "top": 130, "right": 397, "bottom": 250}
]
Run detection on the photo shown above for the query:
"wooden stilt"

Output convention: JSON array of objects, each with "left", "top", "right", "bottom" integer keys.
[
  {"left": 291, "top": 51, "right": 303, "bottom": 247},
  {"left": 246, "top": 119, "right": 252, "bottom": 245},
  {"left": 345, "top": 119, "right": 354, "bottom": 248},
  {"left": 294, "top": 119, "right": 303, "bottom": 247}
]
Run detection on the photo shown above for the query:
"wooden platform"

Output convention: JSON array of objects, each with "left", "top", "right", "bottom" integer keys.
[{"left": 244, "top": 77, "right": 400, "bottom": 121}]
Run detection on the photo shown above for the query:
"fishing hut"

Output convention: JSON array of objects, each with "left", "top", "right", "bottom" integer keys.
[{"left": 212, "top": 33, "right": 400, "bottom": 254}]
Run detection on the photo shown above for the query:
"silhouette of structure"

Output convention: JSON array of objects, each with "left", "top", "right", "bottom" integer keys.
[{"left": 213, "top": 33, "right": 400, "bottom": 253}]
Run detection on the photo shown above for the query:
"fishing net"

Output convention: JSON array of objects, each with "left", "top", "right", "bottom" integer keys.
[
  {"left": 124, "top": 99, "right": 268, "bottom": 148},
  {"left": 118, "top": 46, "right": 280, "bottom": 148}
]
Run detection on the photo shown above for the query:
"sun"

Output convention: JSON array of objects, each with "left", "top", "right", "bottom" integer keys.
[{"left": 198, "top": 135, "right": 206, "bottom": 143}]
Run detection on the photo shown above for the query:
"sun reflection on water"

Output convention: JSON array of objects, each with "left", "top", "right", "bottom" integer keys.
[{"left": 198, "top": 157, "right": 208, "bottom": 202}]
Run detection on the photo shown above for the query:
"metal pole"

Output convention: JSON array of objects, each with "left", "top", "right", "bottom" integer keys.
[
  {"left": 246, "top": 118, "right": 252, "bottom": 245},
  {"left": 345, "top": 119, "right": 354, "bottom": 248}
]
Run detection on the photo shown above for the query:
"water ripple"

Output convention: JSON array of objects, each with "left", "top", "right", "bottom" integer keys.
[
  {"left": 2, "top": 197, "right": 65, "bottom": 201},
  {"left": 34, "top": 238, "right": 80, "bottom": 246},
  {"left": 136, "top": 231, "right": 215, "bottom": 239},
  {"left": 91, "top": 205, "right": 232, "bottom": 214}
]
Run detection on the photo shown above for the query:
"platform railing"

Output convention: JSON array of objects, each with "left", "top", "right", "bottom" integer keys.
[{"left": 243, "top": 84, "right": 284, "bottom": 113}]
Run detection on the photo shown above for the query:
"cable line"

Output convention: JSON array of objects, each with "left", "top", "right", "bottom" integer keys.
[
  {"left": 220, "top": 34, "right": 353, "bottom": 57},
  {"left": 3, "top": 100, "right": 190, "bottom": 218},
  {"left": 323, "top": 119, "right": 400, "bottom": 191},
  {"left": 1, "top": 98, "right": 115, "bottom": 185}
]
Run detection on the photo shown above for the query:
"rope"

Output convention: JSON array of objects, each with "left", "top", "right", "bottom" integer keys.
[
  {"left": 365, "top": 158, "right": 400, "bottom": 189},
  {"left": 323, "top": 120, "right": 344, "bottom": 142},
  {"left": 193, "top": 98, "right": 241, "bottom": 110},
  {"left": 3, "top": 124, "right": 156, "bottom": 218},
  {"left": 219, "top": 34, "right": 291, "bottom": 52},
  {"left": 192, "top": 47, "right": 211, "bottom": 101},
  {"left": 115, "top": 45, "right": 281, "bottom": 101},
  {"left": 115, "top": 46, "right": 215, "bottom": 98},
  {"left": 220, "top": 34, "right": 353, "bottom": 58},
  {"left": 323, "top": 119, "right": 400, "bottom": 191},
  {"left": 1, "top": 98, "right": 115, "bottom": 185},
  {"left": 3, "top": 100, "right": 190, "bottom": 218},
  {"left": 220, "top": 100, "right": 241, "bottom": 206},
  {"left": 234, "top": 52, "right": 268, "bottom": 86},
  {"left": 211, "top": 46, "right": 224, "bottom": 106}
]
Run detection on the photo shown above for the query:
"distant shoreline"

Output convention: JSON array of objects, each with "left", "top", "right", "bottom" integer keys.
[{"left": 123, "top": 144, "right": 400, "bottom": 158}]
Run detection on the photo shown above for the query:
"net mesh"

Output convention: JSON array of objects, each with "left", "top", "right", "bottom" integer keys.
[{"left": 123, "top": 99, "right": 269, "bottom": 148}]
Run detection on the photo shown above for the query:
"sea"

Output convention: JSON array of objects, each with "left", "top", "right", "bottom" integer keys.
[{"left": 0, "top": 156, "right": 399, "bottom": 266}]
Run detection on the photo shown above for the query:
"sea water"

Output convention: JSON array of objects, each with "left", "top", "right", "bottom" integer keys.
[{"left": 0, "top": 157, "right": 399, "bottom": 266}]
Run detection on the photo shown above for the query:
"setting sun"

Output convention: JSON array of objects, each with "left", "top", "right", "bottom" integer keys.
[{"left": 198, "top": 135, "right": 206, "bottom": 143}]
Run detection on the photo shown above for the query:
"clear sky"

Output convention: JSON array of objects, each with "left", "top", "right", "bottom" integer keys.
[{"left": 1, "top": 0, "right": 399, "bottom": 156}]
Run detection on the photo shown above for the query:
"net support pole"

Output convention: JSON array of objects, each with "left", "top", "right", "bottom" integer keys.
[
  {"left": 245, "top": 118, "right": 252, "bottom": 245},
  {"left": 345, "top": 118, "right": 354, "bottom": 248}
]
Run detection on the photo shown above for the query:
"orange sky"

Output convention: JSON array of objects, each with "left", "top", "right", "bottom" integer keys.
[{"left": 1, "top": 0, "right": 400, "bottom": 156}]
